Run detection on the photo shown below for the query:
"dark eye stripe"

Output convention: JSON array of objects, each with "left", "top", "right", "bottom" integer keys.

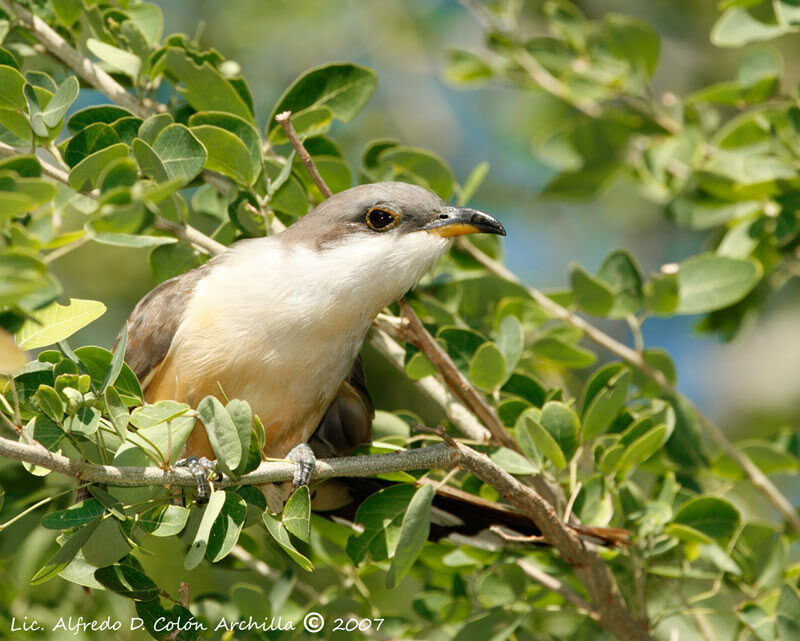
[{"left": 366, "top": 208, "right": 397, "bottom": 231}]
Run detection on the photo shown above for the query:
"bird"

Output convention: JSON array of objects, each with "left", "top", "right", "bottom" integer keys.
[{"left": 120, "top": 181, "right": 506, "bottom": 512}]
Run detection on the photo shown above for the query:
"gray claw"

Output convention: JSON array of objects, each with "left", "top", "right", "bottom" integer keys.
[
  {"left": 287, "top": 443, "right": 315, "bottom": 488},
  {"left": 173, "top": 456, "right": 222, "bottom": 504}
]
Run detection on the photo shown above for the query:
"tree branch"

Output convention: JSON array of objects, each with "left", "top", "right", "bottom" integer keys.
[
  {"left": 368, "top": 327, "right": 491, "bottom": 443},
  {"left": 274, "top": 111, "right": 333, "bottom": 198},
  {"left": 0, "top": 433, "right": 458, "bottom": 486},
  {"left": 432, "top": 429, "right": 651, "bottom": 641},
  {"left": 1, "top": 426, "right": 648, "bottom": 638},
  {"left": 455, "top": 238, "right": 800, "bottom": 536},
  {"left": 397, "top": 298, "right": 516, "bottom": 450},
  {"left": 1, "top": 0, "right": 156, "bottom": 118}
]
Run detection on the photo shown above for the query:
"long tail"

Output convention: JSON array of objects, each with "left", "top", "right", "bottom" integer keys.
[{"left": 312, "top": 477, "right": 631, "bottom": 548}]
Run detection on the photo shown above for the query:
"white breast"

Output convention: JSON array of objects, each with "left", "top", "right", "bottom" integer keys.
[{"left": 164, "top": 231, "right": 450, "bottom": 456}]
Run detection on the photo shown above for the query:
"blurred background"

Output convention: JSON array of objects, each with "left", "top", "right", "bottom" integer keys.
[{"left": 51, "top": 0, "right": 800, "bottom": 436}]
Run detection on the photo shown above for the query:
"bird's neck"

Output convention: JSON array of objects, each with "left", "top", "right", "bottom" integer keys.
[{"left": 221, "top": 232, "right": 451, "bottom": 326}]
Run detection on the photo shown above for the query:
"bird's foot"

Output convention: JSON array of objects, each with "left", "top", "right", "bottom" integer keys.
[
  {"left": 174, "top": 456, "right": 223, "bottom": 504},
  {"left": 286, "top": 443, "right": 315, "bottom": 488}
]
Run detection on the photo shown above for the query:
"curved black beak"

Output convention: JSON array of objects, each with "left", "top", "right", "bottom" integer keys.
[{"left": 424, "top": 207, "right": 506, "bottom": 238}]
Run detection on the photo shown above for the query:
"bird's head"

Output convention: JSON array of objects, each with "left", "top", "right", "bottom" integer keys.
[
  {"left": 275, "top": 181, "right": 506, "bottom": 310},
  {"left": 282, "top": 181, "right": 505, "bottom": 246}
]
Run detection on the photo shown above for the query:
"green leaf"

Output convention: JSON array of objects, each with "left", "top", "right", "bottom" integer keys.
[
  {"left": 129, "top": 400, "right": 190, "bottom": 429},
  {"left": 378, "top": 146, "right": 455, "bottom": 200},
  {"left": 664, "top": 522, "right": 713, "bottom": 545},
  {"left": 75, "top": 344, "right": 142, "bottom": 405},
  {"left": 520, "top": 411, "right": 566, "bottom": 469},
  {"left": 268, "top": 106, "right": 333, "bottom": 145},
  {"left": 206, "top": 490, "right": 247, "bottom": 562},
  {"left": 188, "top": 111, "right": 261, "bottom": 170},
  {"left": 597, "top": 250, "right": 643, "bottom": 317},
  {"left": 87, "top": 231, "right": 178, "bottom": 248},
  {"left": 51, "top": 0, "right": 82, "bottom": 27},
  {"left": 99, "top": 156, "right": 138, "bottom": 192},
  {"left": 581, "top": 366, "right": 631, "bottom": 440},
  {"left": 87, "top": 486, "right": 126, "bottom": 521},
  {"left": 444, "top": 49, "right": 493, "bottom": 88},
  {"left": 489, "top": 447, "right": 538, "bottom": 474},
  {"left": 67, "top": 106, "right": 136, "bottom": 135},
  {"left": 101, "top": 323, "right": 126, "bottom": 393},
  {"left": 226, "top": 399, "right": 252, "bottom": 477},
  {"left": 138, "top": 112, "right": 173, "bottom": 144},
  {"left": 33, "top": 384, "right": 64, "bottom": 423},
  {"left": 41, "top": 499, "right": 104, "bottom": 530},
  {"left": 138, "top": 504, "right": 190, "bottom": 537},
  {"left": 532, "top": 336, "right": 596, "bottom": 368},
  {"left": 196, "top": 396, "right": 242, "bottom": 475},
  {"left": 87, "top": 38, "right": 141, "bottom": 77},
  {"left": 263, "top": 158, "right": 307, "bottom": 216},
  {"left": 41, "top": 75, "right": 79, "bottom": 128},
  {"left": 711, "top": 439, "right": 800, "bottom": 479},
  {"left": 283, "top": 485, "right": 311, "bottom": 542},
  {"left": 457, "top": 161, "right": 490, "bottom": 206},
  {"left": 0, "top": 192, "right": 34, "bottom": 218},
  {"left": 672, "top": 496, "right": 740, "bottom": 540},
  {"left": 569, "top": 262, "right": 614, "bottom": 315},
  {"left": 405, "top": 350, "right": 436, "bottom": 380},
  {"left": 540, "top": 401, "right": 580, "bottom": 460},
  {"left": 14, "top": 298, "right": 106, "bottom": 349},
  {"left": 68, "top": 143, "right": 129, "bottom": 191},
  {"left": 64, "top": 122, "right": 121, "bottom": 167},
  {"left": 777, "top": 585, "right": 800, "bottom": 641},
  {"left": 191, "top": 124, "right": 256, "bottom": 185},
  {"left": 386, "top": 484, "right": 434, "bottom": 588},
  {"left": 185, "top": 490, "right": 226, "bottom": 570},
  {"left": 133, "top": 137, "right": 167, "bottom": 182},
  {"left": 346, "top": 484, "right": 416, "bottom": 564},
  {"left": 644, "top": 269, "right": 679, "bottom": 315},
  {"left": 151, "top": 124, "right": 207, "bottom": 184},
  {"left": 125, "top": 3, "right": 163, "bottom": 46},
  {"left": 94, "top": 563, "right": 159, "bottom": 601},
  {"left": 269, "top": 62, "right": 376, "bottom": 132},
  {"left": 496, "top": 315, "right": 524, "bottom": 377},
  {"left": 711, "top": 8, "right": 788, "bottom": 47},
  {"left": 31, "top": 518, "right": 101, "bottom": 584},
  {"left": 469, "top": 342, "right": 507, "bottom": 391},
  {"left": 603, "top": 14, "right": 660, "bottom": 78},
  {"left": 262, "top": 511, "right": 313, "bottom": 571},
  {"left": 0, "top": 64, "right": 26, "bottom": 110},
  {"left": 616, "top": 424, "right": 668, "bottom": 477},
  {"left": 676, "top": 254, "right": 761, "bottom": 314},
  {"left": 21, "top": 415, "right": 63, "bottom": 476},
  {"left": 65, "top": 406, "right": 101, "bottom": 436},
  {"left": 22, "top": 84, "right": 46, "bottom": 137},
  {"left": 165, "top": 48, "right": 254, "bottom": 122}
]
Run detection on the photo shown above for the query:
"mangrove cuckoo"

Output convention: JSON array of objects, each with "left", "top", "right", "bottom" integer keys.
[{"left": 121, "top": 182, "right": 505, "bottom": 511}]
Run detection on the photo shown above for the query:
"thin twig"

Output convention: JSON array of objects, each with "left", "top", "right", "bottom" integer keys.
[
  {"left": 275, "top": 111, "right": 332, "bottom": 198},
  {"left": 455, "top": 237, "right": 800, "bottom": 536}
]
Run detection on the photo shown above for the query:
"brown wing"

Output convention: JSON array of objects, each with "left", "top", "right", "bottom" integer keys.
[
  {"left": 116, "top": 264, "right": 212, "bottom": 389},
  {"left": 308, "top": 355, "right": 375, "bottom": 458}
]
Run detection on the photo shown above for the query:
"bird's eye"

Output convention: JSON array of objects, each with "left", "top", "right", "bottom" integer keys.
[{"left": 365, "top": 208, "right": 397, "bottom": 231}]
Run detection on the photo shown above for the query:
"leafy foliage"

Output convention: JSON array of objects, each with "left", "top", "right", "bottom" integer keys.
[{"left": 0, "top": 2, "right": 798, "bottom": 641}]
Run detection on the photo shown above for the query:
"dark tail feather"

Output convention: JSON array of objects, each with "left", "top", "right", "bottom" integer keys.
[{"left": 313, "top": 477, "right": 631, "bottom": 548}]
